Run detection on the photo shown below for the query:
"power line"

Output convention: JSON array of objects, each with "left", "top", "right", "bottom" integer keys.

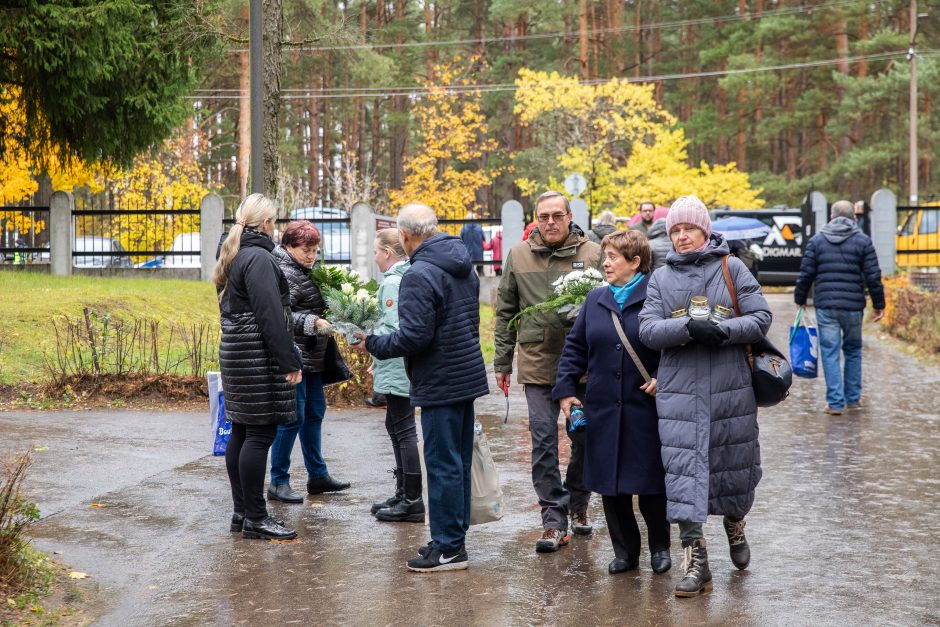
[
  {"left": 187, "top": 50, "right": 930, "bottom": 101},
  {"left": 225, "top": 0, "right": 867, "bottom": 54}
]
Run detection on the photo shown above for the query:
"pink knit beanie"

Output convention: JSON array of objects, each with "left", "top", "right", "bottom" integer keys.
[{"left": 666, "top": 195, "right": 711, "bottom": 238}]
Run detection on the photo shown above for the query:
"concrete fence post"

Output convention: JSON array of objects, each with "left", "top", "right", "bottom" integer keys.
[
  {"left": 200, "top": 193, "right": 224, "bottom": 282},
  {"left": 570, "top": 198, "right": 590, "bottom": 234},
  {"left": 810, "top": 190, "right": 828, "bottom": 234},
  {"left": 870, "top": 188, "right": 897, "bottom": 276},
  {"left": 501, "top": 200, "right": 524, "bottom": 253},
  {"left": 49, "top": 191, "right": 73, "bottom": 276},
  {"left": 350, "top": 202, "right": 372, "bottom": 278}
]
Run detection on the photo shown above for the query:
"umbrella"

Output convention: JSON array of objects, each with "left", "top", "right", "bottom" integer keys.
[
  {"left": 711, "top": 216, "right": 772, "bottom": 240},
  {"left": 626, "top": 205, "right": 669, "bottom": 226}
]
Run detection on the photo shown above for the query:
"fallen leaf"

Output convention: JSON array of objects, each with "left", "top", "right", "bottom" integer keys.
[
  {"left": 89, "top": 503, "right": 106, "bottom": 508},
  {"left": 34, "top": 446, "right": 48, "bottom": 452},
  {"left": 309, "top": 502, "right": 323, "bottom": 508},
  {"left": 68, "top": 571, "right": 89, "bottom": 579}
]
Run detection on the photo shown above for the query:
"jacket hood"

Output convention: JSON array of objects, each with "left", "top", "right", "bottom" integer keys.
[
  {"left": 241, "top": 229, "right": 274, "bottom": 251},
  {"left": 665, "top": 233, "right": 730, "bottom": 266},
  {"left": 646, "top": 218, "right": 668, "bottom": 240},
  {"left": 821, "top": 216, "right": 860, "bottom": 243},
  {"left": 528, "top": 222, "right": 589, "bottom": 251},
  {"left": 411, "top": 233, "right": 472, "bottom": 278},
  {"left": 592, "top": 224, "right": 617, "bottom": 238}
]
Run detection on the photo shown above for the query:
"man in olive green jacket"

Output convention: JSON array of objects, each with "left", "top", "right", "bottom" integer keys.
[{"left": 494, "top": 191, "right": 604, "bottom": 553}]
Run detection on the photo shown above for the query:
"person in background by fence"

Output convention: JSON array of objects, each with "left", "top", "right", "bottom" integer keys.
[
  {"left": 647, "top": 218, "right": 672, "bottom": 271},
  {"left": 369, "top": 228, "right": 424, "bottom": 523},
  {"left": 631, "top": 202, "right": 656, "bottom": 235},
  {"left": 483, "top": 229, "right": 503, "bottom": 275},
  {"left": 268, "top": 221, "right": 350, "bottom": 505},
  {"left": 460, "top": 212, "right": 486, "bottom": 276},
  {"left": 794, "top": 199, "right": 885, "bottom": 415},
  {"left": 214, "top": 193, "right": 302, "bottom": 541},
  {"left": 586, "top": 211, "right": 618, "bottom": 244}
]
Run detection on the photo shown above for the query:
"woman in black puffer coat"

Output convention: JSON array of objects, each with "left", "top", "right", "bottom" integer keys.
[
  {"left": 215, "top": 193, "right": 302, "bottom": 541},
  {"left": 267, "top": 221, "right": 350, "bottom": 504}
]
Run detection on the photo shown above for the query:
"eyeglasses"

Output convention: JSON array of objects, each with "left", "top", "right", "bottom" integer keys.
[{"left": 536, "top": 212, "right": 568, "bottom": 224}]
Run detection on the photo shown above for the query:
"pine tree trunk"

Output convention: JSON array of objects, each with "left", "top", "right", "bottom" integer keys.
[
  {"left": 579, "top": 0, "right": 589, "bottom": 80},
  {"left": 262, "top": 0, "right": 282, "bottom": 198},
  {"left": 238, "top": 4, "right": 251, "bottom": 199},
  {"left": 633, "top": 1, "right": 641, "bottom": 78}
]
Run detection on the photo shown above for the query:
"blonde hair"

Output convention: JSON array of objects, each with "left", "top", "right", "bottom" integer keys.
[
  {"left": 595, "top": 210, "right": 617, "bottom": 227},
  {"left": 375, "top": 228, "right": 407, "bottom": 259},
  {"left": 213, "top": 193, "right": 277, "bottom": 296}
]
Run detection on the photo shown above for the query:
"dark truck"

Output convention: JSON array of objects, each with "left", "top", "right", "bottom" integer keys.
[{"left": 710, "top": 208, "right": 805, "bottom": 285}]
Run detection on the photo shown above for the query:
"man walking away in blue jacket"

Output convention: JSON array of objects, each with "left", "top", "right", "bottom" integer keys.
[
  {"left": 354, "top": 203, "right": 490, "bottom": 572},
  {"left": 794, "top": 200, "right": 886, "bottom": 416},
  {"left": 460, "top": 212, "right": 486, "bottom": 276}
]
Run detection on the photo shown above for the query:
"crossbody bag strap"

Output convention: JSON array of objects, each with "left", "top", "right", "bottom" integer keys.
[
  {"left": 609, "top": 310, "right": 652, "bottom": 383},
  {"left": 720, "top": 256, "right": 754, "bottom": 367}
]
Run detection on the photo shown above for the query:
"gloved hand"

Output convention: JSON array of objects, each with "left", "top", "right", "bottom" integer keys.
[{"left": 688, "top": 319, "right": 728, "bottom": 347}]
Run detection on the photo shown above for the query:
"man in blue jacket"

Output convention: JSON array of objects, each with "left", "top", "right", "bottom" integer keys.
[
  {"left": 794, "top": 200, "right": 886, "bottom": 415},
  {"left": 354, "top": 203, "right": 489, "bottom": 572}
]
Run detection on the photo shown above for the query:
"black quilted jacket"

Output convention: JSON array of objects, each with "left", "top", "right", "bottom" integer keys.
[
  {"left": 271, "top": 246, "right": 328, "bottom": 373},
  {"left": 218, "top": 231, "right": 301, "bottom": 425}
]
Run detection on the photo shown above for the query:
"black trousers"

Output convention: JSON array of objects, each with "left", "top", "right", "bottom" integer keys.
[
  {"left": 226, "top": 422, "right": 278, "bottom": 521},
  {"left": 385, "top": 394, "right": 420, "bottom": 475},
  {"left": 602, "top": 493, "right": 671, "bottom": 561}
]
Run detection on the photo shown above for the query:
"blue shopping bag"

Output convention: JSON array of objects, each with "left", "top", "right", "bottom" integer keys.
[
  {"left": 208, "top": 371, "right": 232, "bottom": 456},
  {"left": 788, "top": 307, "right": 818, "bottom": 379}
]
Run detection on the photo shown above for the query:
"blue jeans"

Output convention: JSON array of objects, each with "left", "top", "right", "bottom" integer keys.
[
  {"left": 816, "top": 308, "right": 864, "bottom": 410},
  {"left": 422, "top": 401, "right": 475, "bottom": 554},
  {"left": 270, "top": 373, "right": 328, "bottom": 485}
]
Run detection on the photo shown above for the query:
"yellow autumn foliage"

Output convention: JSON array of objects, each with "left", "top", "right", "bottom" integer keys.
[
  {"left": 513, "top": 69, "right": 764, "bottom": 213},
  {"left": 2, "top": 84, "right": 213, "bottom": 257},
  {"left": 389, "top": 57, "right": 501, "bottom": 217}
]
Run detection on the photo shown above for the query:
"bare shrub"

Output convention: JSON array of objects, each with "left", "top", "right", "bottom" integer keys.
[{"left": 0, "top": 449, "right": 41, "bottom": 590}]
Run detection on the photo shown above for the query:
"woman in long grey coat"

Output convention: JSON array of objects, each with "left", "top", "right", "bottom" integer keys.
[{"left": 639, "top": 195, "right": 771, "bottom": 598}]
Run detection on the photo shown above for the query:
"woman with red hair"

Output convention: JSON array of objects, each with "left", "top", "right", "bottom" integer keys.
[{"left": 267, "top": 220, "right": 351, "bottom": 504}]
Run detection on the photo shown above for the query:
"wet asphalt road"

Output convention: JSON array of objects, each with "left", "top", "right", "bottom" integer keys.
[{"left": 1, "top": 294, "right": 938, "bottom": 626}]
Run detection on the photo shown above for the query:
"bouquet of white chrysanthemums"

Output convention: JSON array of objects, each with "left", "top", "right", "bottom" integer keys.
[
  {"left": 321, "top": 282, "right": 382, "bottom": 344},
  {"left": 509, "top": 267, "right": 605, "bottom": 329},
  {"left": 309, "top": 264, "right": 380, "bottom": 344}
]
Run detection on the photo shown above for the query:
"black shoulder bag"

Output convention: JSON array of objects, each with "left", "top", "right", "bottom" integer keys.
[{"left": 721, "top": 256, "right": 792, "bottom": 408}]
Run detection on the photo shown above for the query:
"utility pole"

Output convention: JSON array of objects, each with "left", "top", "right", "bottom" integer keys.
[
  {"left": 909, "top": 0, "right": 918, "bottom": 205},
  {"left": 249, "top": 0, "right": 263, "bottom": 195}
]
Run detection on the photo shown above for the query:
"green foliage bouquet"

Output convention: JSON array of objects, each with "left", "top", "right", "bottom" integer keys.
[
  {"left": 509, "top": 268, "right": 605, "bottom": 329},
  {"left": 321, "top": 283, "right": 382, "bottom": 344}
]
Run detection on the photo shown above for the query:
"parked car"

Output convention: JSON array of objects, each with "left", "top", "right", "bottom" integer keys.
[
  {"left": 73, "top": 236, "right": 133, "bottom": 268},
  {"left": 163, "top": 232, "right": 201, "bottom": 268},
  {"left": 289, "top": 207, "right": 351, "bottom": 263}
]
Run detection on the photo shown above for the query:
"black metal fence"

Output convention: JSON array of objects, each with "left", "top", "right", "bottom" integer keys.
[
  {"left": 0, "top": 205, "right": 50, "bottom": 264},
  {"left": 72, "top": 204, "right": 201, "bottom": 268},
  {"left": 223, "top": 214, "right": 352, "bottom": 265}
]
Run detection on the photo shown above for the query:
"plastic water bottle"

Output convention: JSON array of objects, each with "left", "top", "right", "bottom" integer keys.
[{"left": 568, "top": 406, "right": 587, "bottom": 433}]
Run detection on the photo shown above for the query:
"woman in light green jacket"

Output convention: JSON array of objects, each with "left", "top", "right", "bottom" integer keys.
[{"left": 369, "top": 228, "right": 424, "bottom": 523}]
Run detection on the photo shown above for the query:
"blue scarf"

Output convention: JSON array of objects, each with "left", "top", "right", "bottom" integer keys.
[{"left": 608, "top": 272, "right": 646, "bottom": 309}]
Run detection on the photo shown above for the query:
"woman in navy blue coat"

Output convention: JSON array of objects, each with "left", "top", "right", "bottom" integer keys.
[{"left": 554, "top": 230, "right": 671, "bottom": 575}]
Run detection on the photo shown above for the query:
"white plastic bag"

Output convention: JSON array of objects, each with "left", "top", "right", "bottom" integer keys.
[
  {"left": 416, "top": 422, "right": 505, "bottom": 526},
  {"left": 470, "top": 422, "right": 504, "bottom": 525}
]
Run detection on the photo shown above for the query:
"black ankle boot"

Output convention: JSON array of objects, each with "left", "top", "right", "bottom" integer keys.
[
  {"left": 242, "top": 516, "right": 298, "bottom": 540},
  {"left": 371, "top": 468, "right": 403, "bottom": 515},
  {"left": 375, "top": 473, "right": 425, "bottom": 523},
  {"left": 307, "top": 474, "right": 350, "bottom": 494},
  {"left": 675, "top": 538, "right": 712, "bottom": 597},
  {"left": 723, "top": 516, "right": 751, "bottom": 570}
]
